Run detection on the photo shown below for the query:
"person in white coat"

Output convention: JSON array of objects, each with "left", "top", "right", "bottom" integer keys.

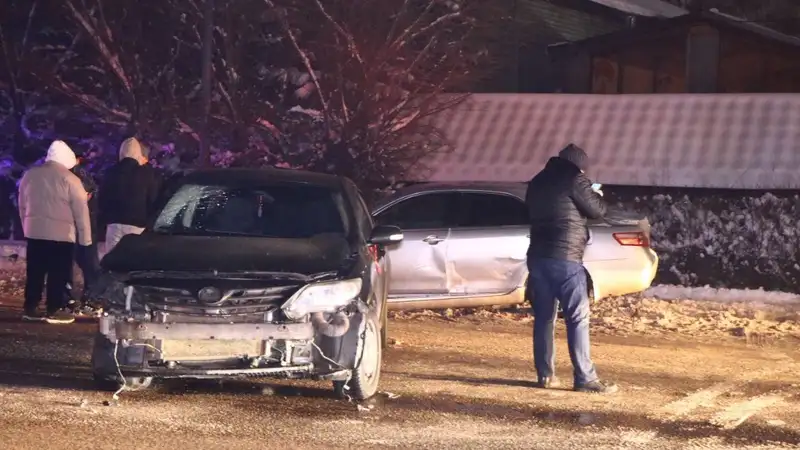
[{"left": 18, "top": 140, "right": 92, "bottom": 324}]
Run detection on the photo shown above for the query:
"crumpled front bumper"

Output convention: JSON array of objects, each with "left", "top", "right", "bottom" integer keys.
[
  {"left": 107, "top": 320, "right": 314, "bottom": 341},
  {"left": 94, "top": 311, "right": 367, "bottom": 381}
]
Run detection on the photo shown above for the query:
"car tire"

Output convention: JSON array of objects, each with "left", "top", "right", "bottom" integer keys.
[
  {"left": 333, "top": 316, "right": 382, "bottom": 400},
  {"left": 380, "top": 299, "right": 389, "bottom": 350}
]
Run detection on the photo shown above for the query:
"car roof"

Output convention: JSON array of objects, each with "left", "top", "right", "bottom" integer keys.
[
  {"left": 374, "top": 181, "right": 527, "bottom": 211},
  {"left": 395, "top": 181, "right": 526, "bottom": 196},
  {"left": 179, "top": 167, "right": 347, "bottom": 189}
]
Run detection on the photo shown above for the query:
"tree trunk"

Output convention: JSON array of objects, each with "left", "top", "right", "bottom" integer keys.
[{"left": 199, "top": 0, "right": 214, "bottom": 167}]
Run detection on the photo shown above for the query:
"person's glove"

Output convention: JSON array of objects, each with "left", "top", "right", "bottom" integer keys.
[{"left": 591, "top": 183, "right": 604, "bottom": 197}]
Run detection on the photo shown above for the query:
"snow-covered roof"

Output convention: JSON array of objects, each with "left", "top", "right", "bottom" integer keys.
[
  {"left": 586, "top": 0, "right": 687, "bottom": 18},
  {"left": 418, "top": 93, "right": 800, "bottom": 189},
  {"left": 549, "top": 9, "right": 800, "bottom": 57},
  {"left": 705, "top": 9, "right": 800, "bottom": 48}
]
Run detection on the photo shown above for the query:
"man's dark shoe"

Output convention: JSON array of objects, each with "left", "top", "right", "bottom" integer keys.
[
  {"left": 45, "top": 310, "right": 76, "bottom": 324},
  {"left": 574, "top": 380, "right": 619, "bottom": 394},
  {"left": 22, "top": 310, "right": 46, "bottom": 322},
  {"left": 536, "top": 376, "right": 562, "bottom": 389},
  {"left": 66, "top": 299, "right": 82, "bottom": 313}
]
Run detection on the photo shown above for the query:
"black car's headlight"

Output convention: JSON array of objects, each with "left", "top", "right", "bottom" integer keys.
[{"left": 281, "top": 278, "right": 362, "bottom": 320}]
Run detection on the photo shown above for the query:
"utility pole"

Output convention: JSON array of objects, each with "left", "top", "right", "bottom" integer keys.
[{"left": 199, "top": 0, "right": 214, "bottom": 167}]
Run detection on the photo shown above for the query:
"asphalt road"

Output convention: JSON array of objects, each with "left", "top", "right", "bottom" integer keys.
[{"left": 0, "top": 298, "right": 798, "bottom": 449}]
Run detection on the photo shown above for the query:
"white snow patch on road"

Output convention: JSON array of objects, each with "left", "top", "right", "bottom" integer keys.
[
  {"left": 709, "top": 393, "right": 785, "bottom": 430},
  {"left": 643, "top": 285, "right": 800, "bottom": 306}
]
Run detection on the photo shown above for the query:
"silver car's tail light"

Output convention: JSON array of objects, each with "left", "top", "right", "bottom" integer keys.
[{"left": 613, "top": 231, "right": 650, "bottom": 247}]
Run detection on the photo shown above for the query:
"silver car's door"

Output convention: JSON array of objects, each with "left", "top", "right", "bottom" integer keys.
[
  {"left": 444, "top": 192, "right": 530, "bottom": 295},
  {"left": 373, "top": 192, "right": 459, "bottom": 298}
]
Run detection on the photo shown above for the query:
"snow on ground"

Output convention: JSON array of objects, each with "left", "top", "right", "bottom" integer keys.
[
  {"left": 597, "top": 285, "right": 800, "bottom": 340},
  {"left": 643, "top": 284, "right": 800, "bottom": 306},
  {"left": 392, "top": 285, "right": 800, "bottom": 342},
  {"left": 591, "top": 292, "right": 800, "bottom": 341}
]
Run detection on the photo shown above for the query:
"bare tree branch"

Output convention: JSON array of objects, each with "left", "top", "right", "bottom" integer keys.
[
  {"left": 311, "top": 0, "right": 365, "bottom": 69},
  {"left": 408, "top": 12, "right": 463, "bottom": 43},
  {"left": 263, "top": 0, "right": 329, "bottom": 120},
  {"left": 20, "top": 0, "right": 39, "bottom": 55},
  {"left": 64, "top": 0, "right": 133, "bottom": 93}
]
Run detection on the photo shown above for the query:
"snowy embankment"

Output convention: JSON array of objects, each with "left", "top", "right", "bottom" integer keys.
[
  {"left": 643, "top": 285, "right": 800, "bottom": 306},
  {"left": 394, "top": 285, "right": 800, "bottom": 341},
  {"left": 589, "top": 286, "right": 800, "bottom": 340},
  {"left": 607, "top": 189, "right": 800, "bottom": 293}
]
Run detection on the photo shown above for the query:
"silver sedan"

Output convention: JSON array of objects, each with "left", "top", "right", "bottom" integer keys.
[{"left": 373, "top": 182, "right": 658, "bottom": 310}]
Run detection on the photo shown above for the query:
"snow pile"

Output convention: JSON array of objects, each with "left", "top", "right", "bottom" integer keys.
[
  {"left": 608, "top": 190, "right": 800, "bottom": 292},
  {"left": 591, "top": 293, "right": 800, "bottom": 340},
  {"left": 391, "top": 297, "right": 800, "bottom": 340},
  {"left": 643, "top": 285, "right": 800, "bottom": 306},
  {"left": 391, "top": 284, "right": 800, "bottom": 340}
]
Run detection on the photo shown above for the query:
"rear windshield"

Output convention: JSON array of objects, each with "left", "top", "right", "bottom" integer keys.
[{"left": 152, "top": 183, "right": 350, "bottom": 239}]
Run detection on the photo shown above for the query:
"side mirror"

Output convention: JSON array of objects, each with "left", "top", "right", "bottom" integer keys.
[{"left": 369, "top": 225, "right": 404, "bottom": 246}]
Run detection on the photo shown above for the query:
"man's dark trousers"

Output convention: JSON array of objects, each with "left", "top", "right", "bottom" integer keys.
[
  {"left": 528, "top": 257, "right": 598, "bottom": 385},
  {"left": 24, "top": 239, "right": 75, "bottom": 314},
  {"left": 75, "top": 242, "right": 101, "bottom": 300}
]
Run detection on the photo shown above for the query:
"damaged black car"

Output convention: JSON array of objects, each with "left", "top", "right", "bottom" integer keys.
[{"left": 90, "top": 168, "right": 403, "bottom": 400}]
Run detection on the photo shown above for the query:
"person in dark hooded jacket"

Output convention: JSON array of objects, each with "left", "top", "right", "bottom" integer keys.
[
  {"left": 99, "top": 137, "right": 162, "bottom": 251},
  {"left": 67, "top": 153, "right": 102, "bottom": 313},
  {"left": 525, "top": 144, "right": 617, "bottom": 394}
]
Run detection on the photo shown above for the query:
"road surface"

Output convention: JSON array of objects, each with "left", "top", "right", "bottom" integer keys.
[{"left": 0, "top": 298, "right": 798, "bottom": 449}]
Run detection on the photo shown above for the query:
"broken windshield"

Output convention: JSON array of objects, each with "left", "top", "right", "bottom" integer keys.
[{"left": 152, "top": 182, "right": 350, "bottom": 239}]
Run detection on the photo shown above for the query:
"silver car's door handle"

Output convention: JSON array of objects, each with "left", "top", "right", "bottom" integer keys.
[{"left": 422, "top": 235, "right": 444, "bottom": 245}]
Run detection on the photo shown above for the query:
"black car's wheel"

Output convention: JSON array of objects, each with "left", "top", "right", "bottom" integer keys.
[{"left": 333, "top": 316, "right": 382, "bottom": 400}]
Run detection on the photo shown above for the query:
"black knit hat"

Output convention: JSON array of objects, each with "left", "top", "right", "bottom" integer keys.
[{"left": 558, "top": 143, "right": 589, "bottom": 172}]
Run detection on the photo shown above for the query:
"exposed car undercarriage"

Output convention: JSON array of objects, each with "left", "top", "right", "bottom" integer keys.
[{"left": 91, "top": 271, "right": 381, "bottom": 398}]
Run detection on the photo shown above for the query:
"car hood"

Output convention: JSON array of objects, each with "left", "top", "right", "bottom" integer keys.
[{"left": 100, "top": 233, "right": 353, "bottom": 276}]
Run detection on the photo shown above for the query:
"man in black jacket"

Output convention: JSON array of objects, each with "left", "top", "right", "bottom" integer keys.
[
  {"left": 525, "top": 144, "right": 617, "bottom": 394},
  {"left": 99, "top": 137, "right": 162, "bottom": 252},
  {"left": 68, "top": 154, "right": 102, "bottom": 314}
]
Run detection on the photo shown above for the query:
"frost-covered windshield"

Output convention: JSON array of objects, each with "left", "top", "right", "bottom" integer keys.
[{"left": 152, "top": 183, "right": 350, "bottom": 238}]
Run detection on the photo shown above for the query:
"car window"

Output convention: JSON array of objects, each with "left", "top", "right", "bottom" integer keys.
[
  {"left": 455, "top": 192, "right": 529, "bottom": 228},
  {"left": 351, "top": 185, "right": 374, "bottom": 240},
  {"left": 374, "top": 192, "right": 457, "bottom": 230},
  {"left": 152, "top": 182, "right": 349, "bottom": 239}
]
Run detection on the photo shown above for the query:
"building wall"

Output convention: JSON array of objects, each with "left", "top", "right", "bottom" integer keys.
[
  {"left": 590, "top": 30, "right": 688, "bottom": 93},
  {"left": 475, "top": 0, "right": 629, "bottom": 93},
  {"left": 585, "top": 26, "right": 800, "bottom": 93},
  {"left": 718, "top": 32, "right": 800, "bottom": 92}
]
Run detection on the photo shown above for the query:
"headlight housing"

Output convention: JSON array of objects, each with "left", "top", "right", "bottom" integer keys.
[
  {"left": 281, "top": 278, "right": 363, "bottom": 320},
  {"left": 90, "top": 274, "right": 138, "bottom": 308}
]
